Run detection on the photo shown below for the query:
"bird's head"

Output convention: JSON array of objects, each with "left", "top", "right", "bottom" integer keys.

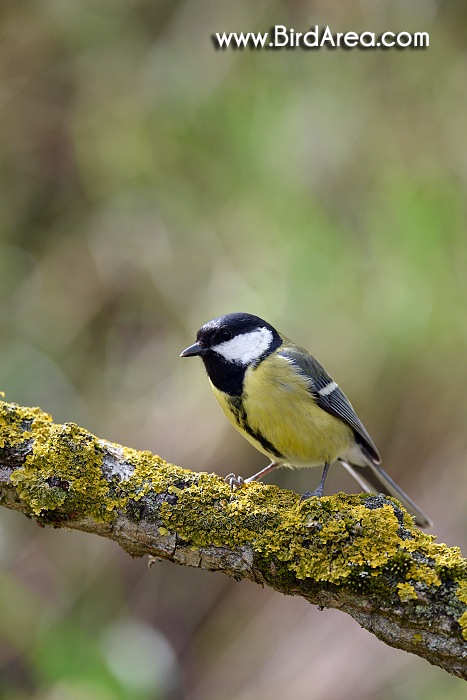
[{"left": 180, "top": 313, "right": 282, "bottom": 393}]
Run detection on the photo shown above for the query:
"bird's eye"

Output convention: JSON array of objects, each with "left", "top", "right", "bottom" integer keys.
[{"left": 220, "top": 329, "right": 233, "bottom": 342}]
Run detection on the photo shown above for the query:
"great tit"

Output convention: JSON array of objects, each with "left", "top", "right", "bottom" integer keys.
[{"left": 180, "top": 312, "right": 431, "bottom": 528}]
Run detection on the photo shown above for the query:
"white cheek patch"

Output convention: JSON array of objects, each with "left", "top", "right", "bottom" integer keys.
[{"left": 214, "top": 328, "right": 273, "bottom": 365}]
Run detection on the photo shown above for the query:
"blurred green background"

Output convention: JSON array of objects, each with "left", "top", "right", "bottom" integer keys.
[{"left": 1, "top": 0, "right": 466, "bottom": 698}]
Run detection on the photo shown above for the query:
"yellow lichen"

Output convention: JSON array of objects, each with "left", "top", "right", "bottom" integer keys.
[
  {"left": 0, "top": 402, "right": 53, "bottom": 449},
  {"left": 397, "top": 582, "right": 418, "bottom": 602},
  {"left": 0, "top": 400, "right": 201, "bottom": 522},
  {"left": 455, "top": 581, "right": 467, "bottom": 640},
  {"left": 458, "top": 612, "right": 467, "bottom": 641},
  {"left": 405, "top": 564, "right": 441, "bottom": 588},
  {"left": 11, "top": 421, "right": 113, "bottom": 518},
  {"left": 158, "top": 483, "right": 448, "bottom": 592},
  {"left": 457, "top": 581, "right": 467, "bottom": 604}
]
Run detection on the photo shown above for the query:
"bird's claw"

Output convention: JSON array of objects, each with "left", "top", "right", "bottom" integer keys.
[
  {"left": 225, "top": 473, "right": 245, "bottom": 491},
  {"left": 300, "top": 487, "right": 323, "bottom": 503}
]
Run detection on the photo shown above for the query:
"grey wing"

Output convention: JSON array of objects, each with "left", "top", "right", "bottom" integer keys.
[{"left": 278, "top": 344, "right": 381, "bottom": 464}]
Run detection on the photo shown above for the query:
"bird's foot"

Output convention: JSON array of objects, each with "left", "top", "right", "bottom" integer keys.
[
  {"left": 225, "top": 473, "right": 245, "bottom": 491},
  {"left": 300, "top": 463, "right": 329, "bottom": 503},
  {"left": 300, "top": 486, "right": 324, "bottom": 502}
]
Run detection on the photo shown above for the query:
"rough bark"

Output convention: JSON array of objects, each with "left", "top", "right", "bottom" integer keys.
[{"left": 0, "top": 399, "right": 466, "bottom": 678}]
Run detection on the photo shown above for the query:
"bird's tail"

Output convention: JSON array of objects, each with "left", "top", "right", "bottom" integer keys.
[{"left": 339, "top": 460, "right": 432, "bottom": 528}]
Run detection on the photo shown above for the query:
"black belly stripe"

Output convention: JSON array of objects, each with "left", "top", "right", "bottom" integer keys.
[{"left": 228, "top": 396, "right": 285, "bottom": 460}]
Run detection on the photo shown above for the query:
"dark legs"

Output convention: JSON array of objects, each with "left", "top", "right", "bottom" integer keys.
[
  {"left": 226, "top": 461, "right": 332, "bottom": 502},
  {"left": 300, "top": 462, "right": 330, "bottom": 501}
]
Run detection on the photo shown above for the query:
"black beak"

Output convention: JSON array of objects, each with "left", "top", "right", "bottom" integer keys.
[{"left": 180, "top": 341, "right": 203, "bottom": 358}]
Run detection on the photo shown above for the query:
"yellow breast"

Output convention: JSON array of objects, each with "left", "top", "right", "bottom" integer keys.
[{"left": 211, "top": 354, "right": 354, "bottom": 467}]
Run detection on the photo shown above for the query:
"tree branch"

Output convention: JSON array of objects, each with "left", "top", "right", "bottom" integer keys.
[{"left": 0, "top": 399, "right": 466, "bottom": 678}]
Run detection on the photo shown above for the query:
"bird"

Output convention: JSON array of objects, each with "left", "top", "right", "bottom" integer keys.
[{"left": 180, "top": 312, "right": 431, "bottom": 528}]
